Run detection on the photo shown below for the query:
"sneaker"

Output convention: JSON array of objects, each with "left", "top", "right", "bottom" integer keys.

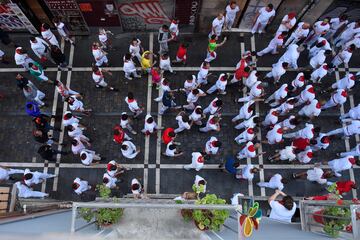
[
  {"left": 126, "top": 77, "right": 133, "bottom": 80},
  {"left": 131, "top": 130, "right": 137, "bottom": 135},
  {"left": 292, "top": 173, "right": 297, "bottom": 179},
  {"left": 110, "top": 87, "right": 119, "bottom": 91}
]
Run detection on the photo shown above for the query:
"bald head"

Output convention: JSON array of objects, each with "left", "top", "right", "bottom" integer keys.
[{"left": 302, "top": 23, "right": 310, "bottom": 29}]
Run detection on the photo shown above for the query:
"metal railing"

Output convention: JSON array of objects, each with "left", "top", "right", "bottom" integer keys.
[{"left": 299, "top": 200, "right": 360, "bottom": 239}]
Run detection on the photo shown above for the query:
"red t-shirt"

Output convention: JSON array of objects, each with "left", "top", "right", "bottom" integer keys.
[
  {"left": 291, "top": 138, "right": 310, "bottom": 151},
  {"left": 336, "top": 180, "right": 355, "bottom": 195},
  {"left": 177, "top": 46, "right": 187, "bottom": 59},
  {"left": 235, "top": 59, "right": 249, "bottom": 80},
  {"left": 113, "top": 125, "right": 125, "bottom": 144},
  {"left": 162, "top": 128, "right": 174, "bottom": 144}
]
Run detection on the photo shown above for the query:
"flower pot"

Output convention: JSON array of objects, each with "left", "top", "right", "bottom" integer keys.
[{"left": 181, "top": 209, "right": 193, "bottom": 221}]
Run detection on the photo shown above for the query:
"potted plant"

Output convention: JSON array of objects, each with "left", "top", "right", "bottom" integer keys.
[{"left": 78, "top": 184, "right": 123, "bottom": 228}]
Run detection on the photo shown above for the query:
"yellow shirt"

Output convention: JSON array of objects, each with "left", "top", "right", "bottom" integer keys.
[{"left": 141, "top": 51, "right": 151, "bottom": 69}]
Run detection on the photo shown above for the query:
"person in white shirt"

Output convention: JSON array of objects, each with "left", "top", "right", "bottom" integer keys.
[
  {"left": 334, "top": 20, "right": 360, "bottom": 47},
  {"left": 125, "top": 92, "right": 143, "bottom": 118},
  {"left": 121, "top": 140, "right": 140, "bottom": 159},
  {"left": 92, "top": 66, "right": 117, "bottom": 91},
  {"left": 129, "top": 38, "right": 143, "bottom": 63},
  {"left": 209, "top": 13, "right": 225, "bottom": 38},
  {"left": 326, "top": 73, "right": 357, "bottom": 92},
  {"left": 163, "top": 141, "right": 183, "bottom": 157},
  {"left": 321, "top": 89, "right": 347, "bottom": 110},
  {"left": 284, "top": 22, "right": 310, "bottom": 47},
  {"left": 200, "top": 115, "right": 221, "bottom": 132},
  {"left": 206, "top": 73, "right": 228, "bottom": 95},
  {"left": 257, "top": 32, "right": 287, "bottom": 56},
  {"left": 205, "top": 136, "right": 221, "bottom": 155},
  {"left": 340, "top": 103, "right": 360, "bottom": 122},
  {"left": 293, "top": 165, "right": 333, "bottom": 185},
  {"left": 103, "top": 172, "right": 119, "bottom": 189},
  {"left": 123, "top": 53, "right": 141, "bottom": 80},
  {"left": 53, "top": 17, "right": 74, "bottom": 44},
  {"left": 40, "top": 23, "right": 59, "bottom": 47},
  {"left": 290, "top": 72, "right": 305, "bottom": 91},
  {"left": 169, "top": 18, "right": 179, "bottom": 39},
  {"left": 23, "top": 168, "right": 56, "bottom": 187},
  {"left": 310, "top": 133, "right": 330, "bottom": 151},
  {"left": 80, "top": 149, "right": 102, "bottom": 166},
  {"left": 197, "top": 61, "right": 211, "bottom": 85},
  {"left": 257, "top": 173, "right": 286, "bottom": 190},
  {"left": 331, "top": 44, "right": 355, "bottom": 68},
  {"left": 106, "top": 160, "right": 128, "bottom": 179},
  {"left": 297, "top": 147, "right": 313, "bottom": 164},
  {"left": 268, "top": 190, "right": 296, "bottom": 223},
  {"left": 265, "top": 61, "right": 289, "bottom": 83},
  {"left": 236, "top": 81, "right": 265, "bottom": 103},
  {"left": 232, "top": 100, "right": 255, "bottom": 122},
  {"left": 298, "top": 99, "right": 321, "bottom": 119},
  {"left": 235, "top": 127, "right": 255, "bottom": 144},
  {"left": 29, "top": 36, "right": 53, "bottom": 63},
  {"left": 203, "top": 98, "right": 223, "bottom": 115},
  {"left": 310, "top": 63, "right": 328, "bottom": 83},
  {"left": 344, "top": 32, "right": 360, "bottom": 49},
  {"left": 326, "top": 119, "right": 360, "bottom": 137},
  {"left": 160, "top": 53, "right": 174, "bottom": 73},
  {"left": 244, "top": 70, "right": 259, "bottom": 89},
  {"left": 236, "top": 164, "right": 259, "bottom": 180},
  {"left": 283, "top": 123, "right": 315, "bottom": 139},
  {"left": 66, "top": 95, "right": 92, "bottom": 115},
  {"left": 278, "top": 115, "right": 299, "bottom": 131},
  {"left": 131, "top": 178, "right": 143, "bottom": 198},
  {"left": 224, "top": 1, "right": 240, "bottom": 29},
  {"left": 324, "top": 15, "right": 348, "bottom": 40},
  {"left": 294, "top": 85, "right": 316, "bottom": 107},
  {"left": 67, "top": 124, "right": 89, "bottom": 142},
  {"left": 194, "top": 175, "right": 207, "bottom": 193},
  {"left": 63, "top": 111, "right": 83, "bottom": 127},
  {"left": 184, "top": 75, "right": 198, "bottom": 95},
  {"left": 14, "top": 47, "right": 35, "bottom": 70},
  {"left": 235, "top": 115, "right": 260, "bottom": 130},
  {"left": 183, "top": 88, "right": 206, "bottom": 110},
  {"left": 276, "top": 12, "right": 296, "bottom": 35},
  {"left": 325, "top": 156, "right": 360, "bottom": 177},
  {"left": 98, "top": 28, "right": 113, "bottom": 49},
  {"left": 275, "top": 98, "right": 297, "bottom": 116},
  {"left": 190, "top": 106, "right": 205, "bottom": 126},
  {"left": 339, "top": 144, "right": 360, "bottom": 157},
  {"left": 120, "top": 112, "right": 137, "bottom": 134},
  {"left": 71, "top": 137, "right": 89, "bottom": 155},
  {"left": 308, "top": 38, "right": 331, "bottom": 58},
  {"left": 236, "top": 141, "right": 264, "bottom": 160},
  {"left": 277, "top": 43, "right": 302, "bottom": 69},
  {"left": 184, "top": 152, "right": 206, "bottom": 171},
  {"left": 268, "top": 146, "right": 296, "bottom": 162},
  {"left": 251, "top": 4, "right": 276, "bottom": 34},
  {"left": 141, "top": 114, "right": 161, "bottom": 135},
  {"left": 15, "top": 181, "right": 48, "bottom": 198},
  {"left": 310, "top": 49, "right": 332, "bottom": 69},
  {"left": 262, "top": 109, "right": 279, "bottom": 127},
  {"left": 72, "top": 177, "right": 92, "bottom": 195},
  {"left": 92, "top": 42, "right": 108, "bottom": 67},
  {"left": 265, "top": 124, "right": 283, "bottom": 144},
  {"left": 0, "top": 167, "right": 24, "bottom": 182},
  {"left": 174, "top": 112, "right": 191, "bottom": 133},
  {"left": 304, "top": 18, "right": 330, "bottom": 47},
  {"left": 265, "top": 83, "right": 289, "bottom": 107}
]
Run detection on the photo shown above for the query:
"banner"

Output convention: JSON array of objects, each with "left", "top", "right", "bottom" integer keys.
[{"left": 0, "top": 3, "right": 38, "bottom": 33}]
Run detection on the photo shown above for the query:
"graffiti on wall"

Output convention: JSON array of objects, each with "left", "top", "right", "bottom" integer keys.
[
  {"left": 117, "top": 0, "right": 173, "bottom": 31},
  {"left": 0, "top": 3, "right": 38, "bottom": 33}
]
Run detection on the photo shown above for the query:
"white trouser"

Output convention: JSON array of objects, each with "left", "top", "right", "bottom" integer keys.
[
  {"left": 205, "top": 51, "right": 216, "bottom": 62},
  {"left": 237, "top": 95, "right": 254, "bottom": 102},
  {"left": 125, "top": 69, "right": 140, "bottom": 79},
  {"left": 232, "top": 114, "right": 245, "bottom": 122},
  {"left": 251, "top": 19, "right": 267, "bottom": 34},
  {"left": 331, "top": 55, "right": 343, "bottom": 68},
  {"left": 283, "top": 131, "right": 301, "bottom": 138},
  {"left": 326, "top": 128, "right": 345, "bottom": 136},
  {"left": 284, "top": 33, "right": 301, "bottom": 47},
  {"left": 257, "top": 45, "right": 277, "bottom": 56},
  {"left": 174, "top": 125, "right": 187, "bottom": 133},
  {"left": 207, "top": 84, "right": 224, "bottom": 94},
  {"left": 161, "top": 64, "right": 173, "bottom": 73},
  {"left": 133, "top": 53, "right": 142, "bottom": 63},
  {"left": 184, "top": 163, "right": 202, "bottom": 171},
  {"left": 38, "top": 72, "right": 49, "bottom": 81},
  {"left": 95, "top": 56, "right": 108, "bottom": 66},
  {"left": 199, "top": 126, "right": 213, "bottom": 132},
  {"left": 334, "top": 36, "right": 350, "bottom": 48},
  {"left": 257, "top": 182, "right": 274, "bottom": 189},
  {"left": 340, "top": 147, "right": 360, "bottom": 157},
  {"left": 35, "top": 90, "right": 46, "bottom": 106},
  {"left": 321, "top": 99, "right": 337, "bottom": 110},
  {"left": 225, "top": 17, "right": 235, "bottom": 29},
  {"left": 183, "top": 102, "right": 195, "bottom": 110},
  {"left": 19, "top": 188, "right": 48, "bottom": 198},
  {"left": 305, "top": 31, "right": 320, "bottom": 48}
]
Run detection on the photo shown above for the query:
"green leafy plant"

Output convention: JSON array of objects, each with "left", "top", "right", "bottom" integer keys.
[
  {"left": 322, "top": 206, "right": 351, "bottom": 238},
  {"left": 191, "top": 194, "right": 230, "bottom": 231},
  {"left": 192, "top": 184, "right": 205, "bottom": 197},
  {"left": 77, "top": 184, "right": 123, "bottom": 227}
]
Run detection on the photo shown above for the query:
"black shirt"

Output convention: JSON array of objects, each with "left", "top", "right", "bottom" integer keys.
[{"left": 37, "top": 145, "right": 54, "bottom": 161}]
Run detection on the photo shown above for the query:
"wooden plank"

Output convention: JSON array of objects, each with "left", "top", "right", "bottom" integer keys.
[
  {"left": 0, "top": 202, "right": 8, "bottom": 210},
  {"left": 0, "top": 187, "right": 10, "bottom": 194},
  {"left": 0, "top": 194, "right": 9, "bottom": 201}
]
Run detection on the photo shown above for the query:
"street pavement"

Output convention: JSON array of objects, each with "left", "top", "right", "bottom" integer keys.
[{"left": 0, "top": 28, "right": 359, "bottom": 203}]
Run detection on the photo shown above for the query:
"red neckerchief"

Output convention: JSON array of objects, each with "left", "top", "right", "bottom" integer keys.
[
  {"left": 209, "top": 118, "right": 216, "bottom": 124},
  {"left": 32, "top": 65, "right": 39, "bottom": 71},
  {"left": 197, "top": 156, "right": 204, "bottom": 163},
  {"left": 127, "top": 98, "right": 135, "bottom": 103},
  {"left": 107, "top": 163, "right": 115, "bottom": 171},
  {"left": 41, "top": 26, "right": 46, "bottom": 32},
  {"left": 211, "top": 141, "right": 217, "bottom": 147}
]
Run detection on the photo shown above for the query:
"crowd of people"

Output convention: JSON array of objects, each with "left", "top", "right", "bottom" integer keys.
[{"left": 0, "top": 1, "right": 359, "bottom": 222}]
